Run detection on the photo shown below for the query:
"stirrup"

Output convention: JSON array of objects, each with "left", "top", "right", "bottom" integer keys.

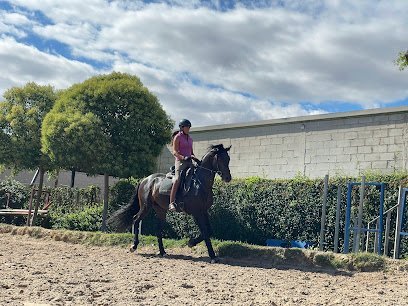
[{"left": 169, "top": 202, "right": 177, "bottom": 212}]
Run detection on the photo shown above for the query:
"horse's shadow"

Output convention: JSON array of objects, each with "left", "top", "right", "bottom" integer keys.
[{"left": 136, "top": 251, "right": 353, "bottom": 277}]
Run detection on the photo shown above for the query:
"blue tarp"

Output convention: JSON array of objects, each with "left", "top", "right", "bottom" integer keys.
[{"left": 266, "top": 239, "right": 313, "bottom": 249}]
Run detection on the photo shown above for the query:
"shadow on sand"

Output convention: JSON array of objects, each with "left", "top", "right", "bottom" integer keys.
[{"left": 136, "top": 249, "right": 354, "bottom": 277}]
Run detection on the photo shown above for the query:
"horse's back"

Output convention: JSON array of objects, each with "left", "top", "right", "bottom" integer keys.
[{"left": 141, "top": 173, "right": 166, "bottom": 188}]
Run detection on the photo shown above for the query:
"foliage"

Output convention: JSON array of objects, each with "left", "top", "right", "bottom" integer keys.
[
  {"left": 42, "top": 72, "right": 174, "bottom": 178},
  {"left": 108, "top": 178, "right": 139, "bottom": 213},
  {"left": 0, "top": 179, "right": 30, "bottom": 209},
  {"left": 1, "top": 172, "right": 407, "bottom": 257},
  {"left": 0, "top": 179, "right": 30, "bottom": 225},
  {"left": 43, "top": 185, "right": 102, "bottom": 229},
  {"left": 135, "top": 173, "right": 408, "bottom": 257},
  {"left": 50, "top": 205, "right": 103, "bottom": 232},
  {"left": 395, "top": 50, "right": 408, "bottom": 71},
  {"left": 0, "top": 82, "right": 57, "bottom": 171},
  {"left": 348, "top": 253, "right": 385, "bottom": 271}
]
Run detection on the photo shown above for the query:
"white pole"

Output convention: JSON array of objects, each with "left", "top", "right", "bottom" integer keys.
[{"left": 384, "top": 211, "right": 392, "bottom": 256}]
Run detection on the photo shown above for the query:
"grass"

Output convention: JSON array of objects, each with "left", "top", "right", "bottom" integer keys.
[{"left": 1, "top": 223, "right": 406, "bottom": 272}]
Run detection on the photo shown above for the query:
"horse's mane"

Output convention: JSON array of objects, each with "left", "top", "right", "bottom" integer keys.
[{"left": 208, "top": 144, "right": 225, "bottom": 151}]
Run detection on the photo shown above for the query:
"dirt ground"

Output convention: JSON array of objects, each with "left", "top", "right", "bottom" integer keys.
[{"left": 0, "top": 233, "right": 407, "bottom": 306}]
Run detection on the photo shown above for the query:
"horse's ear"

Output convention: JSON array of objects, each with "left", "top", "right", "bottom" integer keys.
[{"left": 226, "top": 145, "right": 231, "bottom": 152}]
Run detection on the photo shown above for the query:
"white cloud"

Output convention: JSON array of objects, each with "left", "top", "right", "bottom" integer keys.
[
  {"left": 0, "top": 36, "right": 96, "bottom": 94},
  {"left": 1, "top": 0, "right": 408, "bottom": 126}
]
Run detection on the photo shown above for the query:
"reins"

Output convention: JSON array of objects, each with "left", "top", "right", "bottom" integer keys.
[{"left": 195, "top": 164, "right": 221, "bottom": 175}]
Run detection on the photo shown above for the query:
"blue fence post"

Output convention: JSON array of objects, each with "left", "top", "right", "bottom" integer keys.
[
  {"left": 377, "top": 183, "right": 385, "bottom": 255},
  {"left": 343, "top": 182, "right": 352, "bottom": 254}
]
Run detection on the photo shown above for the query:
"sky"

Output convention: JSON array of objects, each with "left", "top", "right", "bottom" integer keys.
[{"left": 0, "top": 0, "right": 407, "bottom": 127}]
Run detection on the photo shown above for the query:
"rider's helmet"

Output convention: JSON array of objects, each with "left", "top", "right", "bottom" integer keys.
[{"left": 179, "top": 119, "right": 192, "bottom": 129}]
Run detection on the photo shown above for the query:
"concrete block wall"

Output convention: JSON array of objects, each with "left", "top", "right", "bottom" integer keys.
[
  {"left": 157, "top": 107, "right": 408, "bottom": 179},
  {"left": 0, "top": 169, "right": 118, "bottom": 189}
]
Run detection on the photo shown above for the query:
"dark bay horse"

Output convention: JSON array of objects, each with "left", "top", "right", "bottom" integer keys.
[{"left": 108, "top": 144, "right": 232, "bottom": 262}]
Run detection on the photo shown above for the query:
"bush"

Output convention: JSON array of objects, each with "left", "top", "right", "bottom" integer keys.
[
  {"left": 50, "top": 205, "right": 103, "bottom": 231},
  {"left": 0, "top": 179, "right": 30, "bottom": 226}
]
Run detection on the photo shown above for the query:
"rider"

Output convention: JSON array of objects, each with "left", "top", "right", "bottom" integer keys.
[{"left": 169, "top": 119, "right": 196, "bottom": 212}]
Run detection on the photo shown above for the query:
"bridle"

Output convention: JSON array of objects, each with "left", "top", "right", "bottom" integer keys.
[{"left": 195, "top": 151, "right": 223, "bottom": 176}]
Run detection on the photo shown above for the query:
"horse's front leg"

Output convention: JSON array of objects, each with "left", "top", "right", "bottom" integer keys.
[
  {"left": 188, "top": 234, "right": 203, "bottom": 248},
  {"left": 194, "top": 213, "right": 217, "bottom": 263},
  {"left": 190, "top": 211, "right": 214, "bottom": 247},
  {"left": 156, "top": 216, "right": 166, "bottom": 256}
]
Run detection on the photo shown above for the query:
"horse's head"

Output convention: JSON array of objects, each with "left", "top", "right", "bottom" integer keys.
[{"left": 207, "top": 144, "right": 232, "bottom": 182}]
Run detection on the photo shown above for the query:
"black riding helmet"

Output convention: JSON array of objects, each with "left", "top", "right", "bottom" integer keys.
[{"left": 179, "top": 119, "right": 192, "bottom": 129}]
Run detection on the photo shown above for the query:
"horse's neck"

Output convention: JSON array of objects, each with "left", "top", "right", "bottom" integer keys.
[{"left": 196, "top": 158, "right": 216, "bottom": 189}]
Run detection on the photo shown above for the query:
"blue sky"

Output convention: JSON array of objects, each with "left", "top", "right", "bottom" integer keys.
[{"left": 1, "top": 0, "right": 407, "bottom": 127}]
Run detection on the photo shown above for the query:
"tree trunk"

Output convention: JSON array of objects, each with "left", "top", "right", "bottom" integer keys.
[
  {"left": 54, "top": 170, "right": 59, "bottom": 188},
  {"left": 70, "top": 169, "right": 76, "bottom": 188},
  {"left": 101, "top": 173, "right": 109, "bottom": 232},
  {"left": 31, "top": 167, "right": 45, "bottom": 226}
]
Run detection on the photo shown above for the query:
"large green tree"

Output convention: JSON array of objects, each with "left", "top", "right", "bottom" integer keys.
[
  {"left": 0, "top": 82, "right": 57, "bottom": 224},
  {"left": 42, "top": 72, "right": 173, "bottom": 230},
  {"left": 395, "top": 50, "right": 408, "bottom": 70}
]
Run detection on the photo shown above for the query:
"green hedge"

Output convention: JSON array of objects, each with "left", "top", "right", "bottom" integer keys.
[
  {"left": 1, "top": 173, "right": 407, "bottom": 257},
  {"left": 0, "top": 179, "right": 30, "bottom": 225},
  {"left": 136, "top": 173, "right": 408, "bottom": 257}
]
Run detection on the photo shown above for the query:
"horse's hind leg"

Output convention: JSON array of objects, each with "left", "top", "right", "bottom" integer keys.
[{"left": 130, "top": 205, "right": 150, "bottom": 252}]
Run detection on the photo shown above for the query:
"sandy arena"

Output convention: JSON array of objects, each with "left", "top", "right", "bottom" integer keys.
[{"left": 0, "top": 233, "right": 407, "bottom": 306}]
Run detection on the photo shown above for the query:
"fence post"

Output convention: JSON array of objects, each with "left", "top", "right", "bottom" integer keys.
[
  {"left": 384, "top": 210, "right": 392, "bottom": 256},
  {"left": 393, "top": 186, "right": 403, "bottom": 259},
  {"left": 354, "top": 176, "right": 365, "bottom": 253},
  {"left": 343, "top": 182, "right": 352, "bottom": 253},
  {"left": 365, "top": 222, "right": 371, "bottom": 252},
  {"left": 334, "top": 185, "right": 341, "bottom": 253},
  {"left": 319, "top": 174, "right": 329, "bottom": 251},
  {"left": 373, "top": 219, "right": 379, "bottom": 254}
]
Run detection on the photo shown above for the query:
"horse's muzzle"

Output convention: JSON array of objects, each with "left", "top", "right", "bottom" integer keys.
[{"left": 222, "top": 174, "right": 232, "bottom": 183}]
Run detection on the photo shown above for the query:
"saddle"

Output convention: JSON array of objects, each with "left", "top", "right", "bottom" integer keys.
[{"left": 159, "top": 165, "right": 201, "bottom": 201}]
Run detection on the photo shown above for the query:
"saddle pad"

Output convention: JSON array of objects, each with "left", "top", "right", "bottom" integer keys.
[{"left": 159, "top": 177, "right": 173, "bottom": 195}]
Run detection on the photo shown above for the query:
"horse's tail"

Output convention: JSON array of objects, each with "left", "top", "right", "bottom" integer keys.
[{"left": 107, "top": 184, "right": 140, "bottom": 232}]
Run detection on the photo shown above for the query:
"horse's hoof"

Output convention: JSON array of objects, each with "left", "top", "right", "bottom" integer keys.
[
  {"left": 129, "top": 245, "right": 137, "bottom": 253},
  {"left": 187, "top": 239, "right": 195, "bottom": 248},
  {"left": 157, "top": 252, "right": 167, "bottom": 257},
  {"left": 210, "top": 257, "right": 219, "bottom": 264}
]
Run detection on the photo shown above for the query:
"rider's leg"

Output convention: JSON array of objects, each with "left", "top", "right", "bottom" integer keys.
[
  {"left": 169, "top": 159, "right": 182, "bottom": 211},
  {"left": 169, "top": 159, "right": 192, "bottom": 211},
  {"left": 169, "top": 178, "right": 180, "bottom": 211}
]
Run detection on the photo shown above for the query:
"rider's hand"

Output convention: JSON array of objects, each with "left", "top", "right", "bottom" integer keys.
[{"left": 183, "top": 155, "right": 191, "bottom": 161}]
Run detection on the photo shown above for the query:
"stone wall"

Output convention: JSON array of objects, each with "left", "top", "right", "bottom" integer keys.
[{"left": 157, "top": 107, "right": 408, "bottom": 179}]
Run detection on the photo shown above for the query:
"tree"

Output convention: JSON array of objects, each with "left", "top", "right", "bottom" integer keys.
[
  {"left": 395, "top": 50, "right": 408, "bottom": 70},
  {"left": 42, "top": 72, "right": 173, "bottom": 230},
  {"left": 0, "top": 82, "right": 57, "bottom": 224}
]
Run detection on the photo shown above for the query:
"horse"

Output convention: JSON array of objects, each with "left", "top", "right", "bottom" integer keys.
[{"left": 108, "top": 144, "right": 232, "bottom": 263}]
